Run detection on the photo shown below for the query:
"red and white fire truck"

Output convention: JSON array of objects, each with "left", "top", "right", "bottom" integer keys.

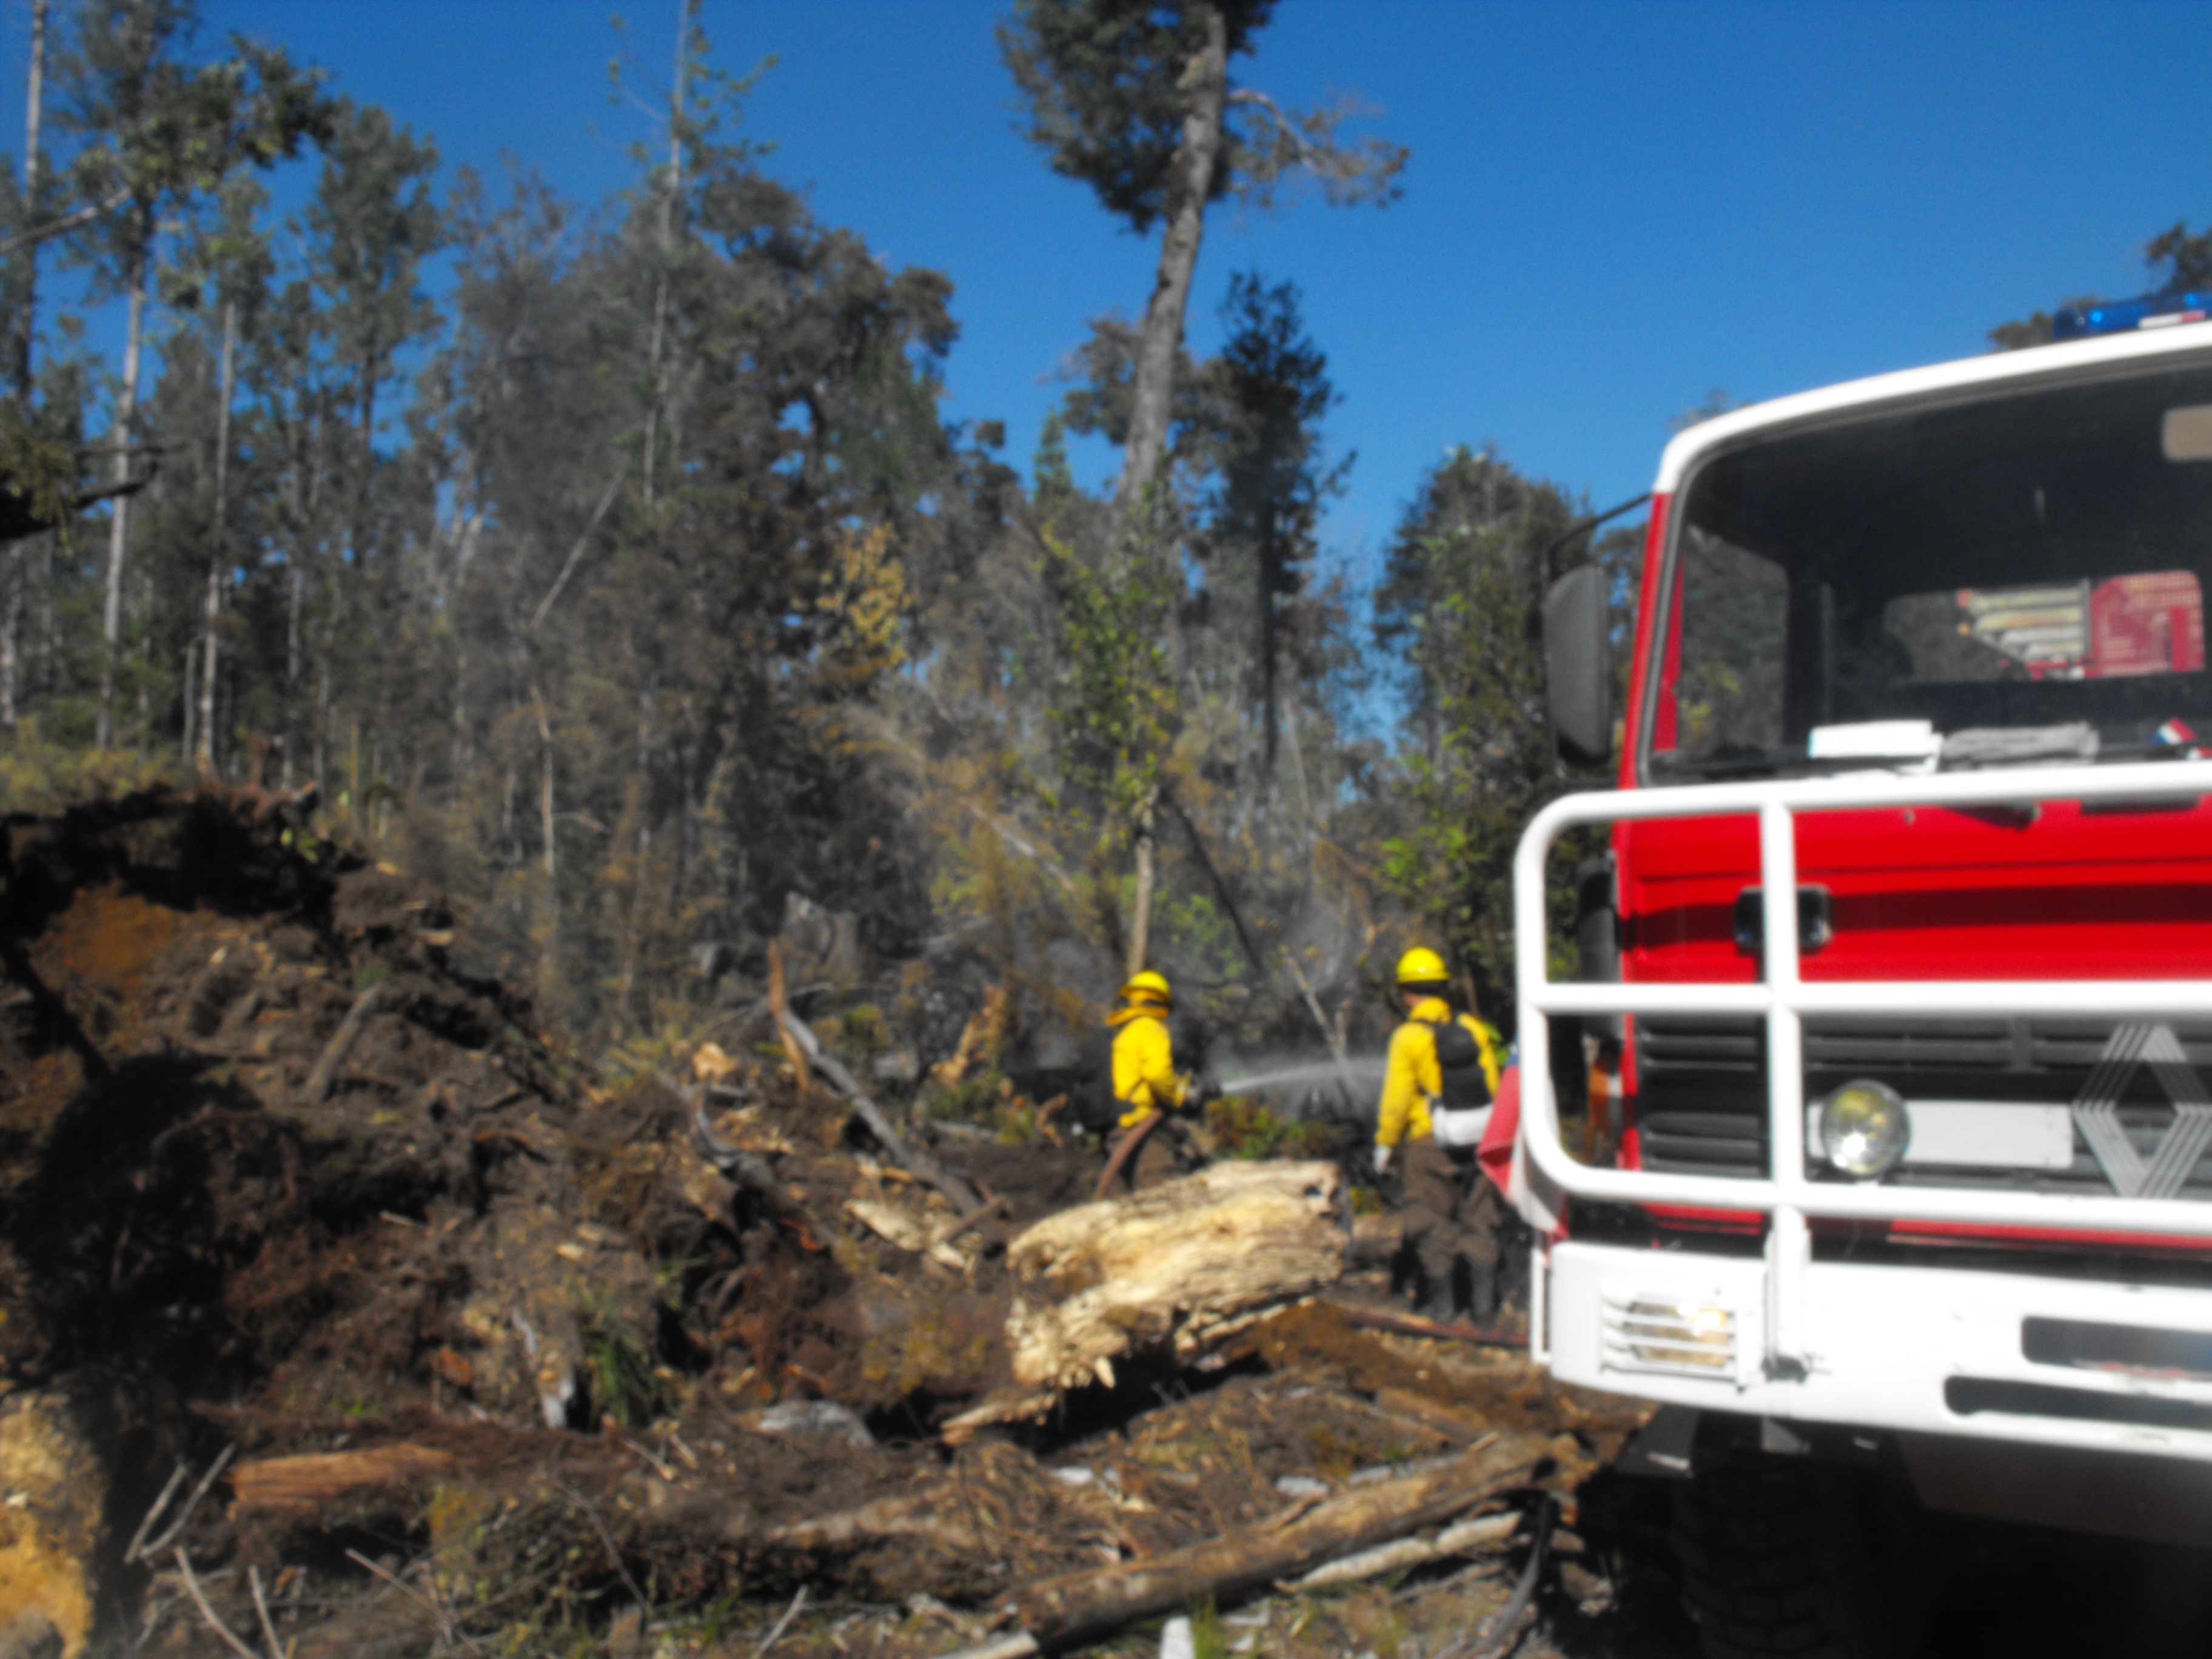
[{"left": 1518, "top": 297, "right": 2212, "bottom": 1657}]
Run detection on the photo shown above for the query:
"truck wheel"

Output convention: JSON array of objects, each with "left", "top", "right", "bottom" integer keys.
[{"left": 1671, "top": 1450, "right": 1934, "bottom": 1659}]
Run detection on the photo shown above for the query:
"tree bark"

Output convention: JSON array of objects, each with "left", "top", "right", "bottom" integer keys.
[
  {"left": 533, "top": 686, "right": 557, "bottom": 878},
  {"left": 0, "top": 549, "right": 18, "bottom": 731},
  {"left": 619, "top": 674, "right": 657, "bottom": 1023},
  {"left": 1258, "top": 523, "right": 1279, "bottom": 786},
  {"left": 281, "top": 562, "right": 303, "bottom": 787},
  {"left": 641, "top": 0, "right": 689, "bottom": 510},
  {"left": 178, "top": 640, "right": 193, "bottom": 760},
  {"left": 95, "top": 231, "right": 150, "bottom": 750},
  {"left": 1279, "top": 685, "right": 1314, "bottom": 820},
  {"left": 1113, "top": 4, "right": 1227, "bottom": 514},
  {"left": 198, "top": 300, "right": 236, "bottom": 776},
  {"left": 1125, "top": 786, "right": 1159, "bottom": 977},
  {"left": 18, "top": 0, "right": 45, "bottom": 399}
]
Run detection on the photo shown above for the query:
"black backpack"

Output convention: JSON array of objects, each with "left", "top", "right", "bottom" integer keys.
[
  {"left": 1067, "top": 1028, "right": 1126, "bottom": 1133},
  {"left": 1426, "top": 1016, "right": 1493, "bottom": 1111}
]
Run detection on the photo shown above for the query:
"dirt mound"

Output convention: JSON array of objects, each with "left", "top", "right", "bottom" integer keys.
[{"left": 0, "top": 787, "right": 659, "bottom": 1432}]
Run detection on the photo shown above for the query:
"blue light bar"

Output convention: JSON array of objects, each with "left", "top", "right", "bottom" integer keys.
[{"left": 2053, "top": 290, "right": 2212, "bottom": 340}]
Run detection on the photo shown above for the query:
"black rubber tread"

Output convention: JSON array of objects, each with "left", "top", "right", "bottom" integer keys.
[{"left": 1671, "top": 1455, "right": 1888, "bottom": 1659}]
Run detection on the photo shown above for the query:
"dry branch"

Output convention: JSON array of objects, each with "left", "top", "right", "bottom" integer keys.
[
  {"left": 1011, "top": 1433, "right": 1546, "bottom": 1649},
  {"left": 175, "top": 1549, "right": 260, "bottom": 1659},
  {"left": 247, "top": 1566, "right": 283, "bottom": 1659},
  {"left": 757, "top": 1489, "right": 984, "bottom": 1556},
  {"left": 1287, "top": 1509, "right": 1520, "bottom": 1589},
  {"left": 139, "top": 1443, "right": 235, "bottom": 1559},
  {"left": 123, "top": 1460, "right": 190, "bottom": 1563},
  {"left": 305, "top": 983, "right": 388, "bottom": 1103},
  {"left": 752, "top": 1586, "right": 808, "bottom": 1659},
  {"left": 773, "top": 1001, "right": 983, "bottom": 1215},
  {"left": 766, "top": 942, "right": 811, "bottom": 1090}
]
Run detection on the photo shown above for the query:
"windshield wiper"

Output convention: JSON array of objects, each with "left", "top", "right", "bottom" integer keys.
[
  {"left": 1650, "top": 745, "right": 1935, "bottom": 780},
  {"left": 1657, "top": 726, "right": 2207, "bottom": 782},
  {"left": 1939, "top": 723, "right": 2097, "bottom": 769}
]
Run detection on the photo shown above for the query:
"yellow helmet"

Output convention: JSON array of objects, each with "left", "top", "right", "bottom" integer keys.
[
  {"left": 1121, "top": 970, "right": 1173, "bottom": 1005},
  {"left": 1396, "top": 947, "right": 1449, "bottom": 988}
]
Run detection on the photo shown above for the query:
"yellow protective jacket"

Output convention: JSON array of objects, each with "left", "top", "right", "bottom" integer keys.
[
  {"left": 1110, "top": 1006, "right": 1186, "bottom": 1128},
  {"left": 1375, "top": 997, "right": 1504, "bottom": 1148}
]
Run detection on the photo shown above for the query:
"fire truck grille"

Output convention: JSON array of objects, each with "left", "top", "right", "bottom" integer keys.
[
  {"left": 1600, "top": 1292, "right": 1740, "bottom": 1378},
  {"left": 1632, "top": 1013, "right": 2212, "bottom": 1198}
]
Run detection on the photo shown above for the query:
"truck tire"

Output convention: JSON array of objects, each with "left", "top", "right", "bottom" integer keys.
[{"left": 1672, "top": 1450, "right": 1934, "bottom": 1659}]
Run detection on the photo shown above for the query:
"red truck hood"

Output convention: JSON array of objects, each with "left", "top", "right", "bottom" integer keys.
[{"left": 1619, "top": 790, "right": 2212, "bottom": 984}]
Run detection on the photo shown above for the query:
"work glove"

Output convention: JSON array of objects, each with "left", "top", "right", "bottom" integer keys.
[{"left": 1371, "top": 1144, "right": 1392, "bottom": 1177}]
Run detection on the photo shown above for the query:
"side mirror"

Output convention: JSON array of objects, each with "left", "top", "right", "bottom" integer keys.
[{"left": 1544, "top": 564, "right": 1612, "bottom": 766}]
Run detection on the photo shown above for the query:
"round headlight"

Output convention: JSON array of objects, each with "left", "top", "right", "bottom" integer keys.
[{"left": 1819, "top": 1080, "right": 1909, "bottom": 1179}]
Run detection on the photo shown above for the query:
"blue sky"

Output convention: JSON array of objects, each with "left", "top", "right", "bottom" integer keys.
[{"left": 5, "top": 0, "right": 2211, "bottom": 586}]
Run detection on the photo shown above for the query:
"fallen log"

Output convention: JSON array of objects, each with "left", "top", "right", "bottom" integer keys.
[
  {"left": 943, "top": 1161, "right": 1349, "bottom": 1435},
  {"left": 846, "top": 1196, "right": 977, "bottom": 1272},
  {"left": 229, "top": 1444, "right": 456, "bottom": 1515},
  {"left": 1287, "top": 1508, "right": 1520, "bottom": 1589},
  {"left": 1011, "top": 1432, "right": 1546, "bottom": 1649},
  {"left": 756, "top": 1490, "right": 983, "bottom": 1556},
  {"left": 766, "top": 942, "right": 813, "bottom": 1090},
  {"left": 773, "top": 1004, "right": 984, "bottom": 1216}
]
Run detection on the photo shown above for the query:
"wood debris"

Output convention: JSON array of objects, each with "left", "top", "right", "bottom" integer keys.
[{"left": 945, "top": 1160, "right": 1349, "bottom": 1433}]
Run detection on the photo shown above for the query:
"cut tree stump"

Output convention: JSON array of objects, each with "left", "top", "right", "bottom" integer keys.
[{"left": 943, "top": 1161, "right": 1349, "bottom": 1435}]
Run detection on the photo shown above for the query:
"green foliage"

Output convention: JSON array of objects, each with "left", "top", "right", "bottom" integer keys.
[
  {"left": 0, "top": 717, "right": 175, "bottom": 813},
  {"left": 56, "top": 2, "right": 332, "bottom": 240},
  {"left": 927, "top": 1068, "right": 1005, "bottom": 1125},
  {"left": 1374, "top": 447, "right": 1634, "bottom": 1015},
  {"left": 1188, "top": 1595, "right": 1229, "bottom": 1659},
  {"left": 0, "top": 404, "right": 79, "bottom": 532},
  {"left": 0, "top": 0, "right": 1620, "bottom": 1096},
  {"left": 1204, "top": 1093, "right": 1334, "bottom": 1161},
  {"left": 998, "top": 0, "right": 1404, "bottom": 231},
  {"left": 997, "top": 0, "right": 1276, "bottom": 232},
  {"left": 581, "top": 1313, "right": 665, "bottom": 1428},
  {"left": 1041, "top": 519, "right": 1180, "bottom": 836}
]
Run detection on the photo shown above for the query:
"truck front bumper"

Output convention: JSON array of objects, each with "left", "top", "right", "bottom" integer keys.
[{"left": 1546, "top": 1239, "right": 2212, "bottom": 1463}]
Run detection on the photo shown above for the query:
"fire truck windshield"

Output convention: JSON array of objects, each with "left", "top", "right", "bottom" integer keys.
[{"left": 1649, "top": 354, "right": 2212, "bottom": 779}]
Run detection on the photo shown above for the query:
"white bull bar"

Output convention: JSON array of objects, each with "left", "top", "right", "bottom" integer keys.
[{"left": 1512, "top": 757, "right": 2212, "bottom": 1373}]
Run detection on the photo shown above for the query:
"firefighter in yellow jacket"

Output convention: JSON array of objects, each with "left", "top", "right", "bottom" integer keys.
[
  {"left": 1373, "top": 948, "right": 1506, "bottom": 1322},
  {"left": 1105, "top": 970, "right": 1197, "bottom": 1190}
]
